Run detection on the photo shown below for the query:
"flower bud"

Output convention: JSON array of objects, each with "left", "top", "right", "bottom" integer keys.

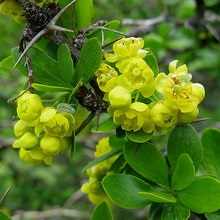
[
  {"left": 19, "top": 148, "right": 42, "bottom": 165},
  {"left": 17, "top": 93, "right": 44, "bottom": 122},
  {"left": 108, "top": 86, "right": 131, "bottom": 109},
  {"left": 14, "top": 120, "right": 33, "bottom": 138},
  {"left": 13, "top": 132, "right": 39, "bottom": 150},
  {"left": 40, "top": 135, "right": 61, "bottom": 156}
]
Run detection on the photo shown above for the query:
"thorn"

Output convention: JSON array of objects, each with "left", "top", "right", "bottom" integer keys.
[
  {"left": 46, "top": 24, "right": 74, "bottom": 33},
  {"left": 0, "top": 186, "right": 12, "bottom": 205}
]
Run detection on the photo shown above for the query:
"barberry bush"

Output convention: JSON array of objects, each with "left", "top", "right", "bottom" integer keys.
[{"left": 0, "top": 0, "right": 220, "bottom": 219}]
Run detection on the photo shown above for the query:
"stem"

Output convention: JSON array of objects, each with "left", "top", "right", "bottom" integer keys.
[{"left": 75, "top": 111, "right": 96, "bottom": 135}]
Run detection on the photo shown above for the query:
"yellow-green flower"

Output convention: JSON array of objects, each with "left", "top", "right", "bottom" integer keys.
[
  {"left": 17, "top": 93, "right": 44, "bottom": 122},
  {"left": 116, "top": 58, "right": 155, "bottom": 97},
  {"left": 108, "top": 86, "right": 131, "bottom": 109},
  {"left": 105, "top": 37, "right": 147, "bottom": 62},
  {"left": 178, "top": 107, "right": 199, "bottom": 123},
  {"left": 40, "top": 107, "right": 75, "bottom": 138},
  {"left": 155, "top": 72, "right": 205, "bottom": 113},
  {"left": 150, "top": 101, "right": 178, "bottom": 131},
  {"left": 111, "top": 102, "right": 153, "bottom": 132},
  {"left": 95, "top": 63, "right": 118, "bottom": 92}
]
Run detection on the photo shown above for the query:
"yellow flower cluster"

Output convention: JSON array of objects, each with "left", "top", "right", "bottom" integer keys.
[
  {"left": 81, "top": 137, "right": 118, "bottom": 207},
  {"left": 13, "top": 92, "right": 75, "bottom": 165},
  {"left": 95, "top": 37, "right": 205, "bottom": 133}
]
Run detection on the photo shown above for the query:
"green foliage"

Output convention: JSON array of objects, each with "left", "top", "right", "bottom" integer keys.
[
  {"left": 0, "top": 211, "right": 11, "bottom": 220},
  {"left": 91, "top": 202, "right": 113, "bottom": 220},
  {"left": 167, "top": 124, "right": 203, "bottom": 171},
  {"left": 102, "top": 174, "right": 152, "bottom": 209}
]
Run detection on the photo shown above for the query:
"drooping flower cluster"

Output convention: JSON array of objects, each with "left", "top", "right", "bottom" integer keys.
[
  {"left": 95, "top": 37, "right": 205, "bottom": 133},
  {"left": 81, "top": 137, "right": 118, "bottom": 207},
  {"left": 13, "top": 92, "right": 75, "bottom": 165}
]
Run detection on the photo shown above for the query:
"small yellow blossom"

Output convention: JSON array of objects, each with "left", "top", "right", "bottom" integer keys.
[
  {"left": 105, "top": 37, "right": 147, "bottom": 62},
  {"left": 110, "top": 102, "right": 153, "bottom": 132},
  {"left": 40, "top": 107, "right": 75, "bottom": 138},
  {"left": 150, "top": 101, "right": 178, "bottom": 131},
  {"left": 14, "top": 120, "right": 33, "bottom": 138},
  {"left": 95, "top": 63, "right": 118, "bottom": 92}
]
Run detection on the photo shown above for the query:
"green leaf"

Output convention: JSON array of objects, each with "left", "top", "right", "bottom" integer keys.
[
  {"left": 205, "top": 210, "right": 220, "bottom": 220},
  {"left": 0, "top": 211, "right": 11, "bottom": 220},
  {"left": 92, "top": 117, "right": 118, "bottom": 132},
  {"left": 82, "top": 149, "right": 122, "bottom": 172},
  {"left": 109, "top": 134, "right": 126, "bottom": 149},
  {"left": 32, "top": 83, "right": 73, "bottom": 93},
  {"left": 143, "top": 48, "right": 159, "bottom": 76},
  {"left": 126, "top": 129, "right": 152, "bottom": 143},
  {"left": 91, "top": 202, "right": 113, "bottom": 220},
  {"left": 102, "top": 174, "right": 152, "bottom": 209},
  {"left": 138, "top": 191, "right": 176, "bottom": 203},
  {"left": 75, "top": 38, "right": 102, "bottom": 84},
  {"left": 177, "top": 176, "right": 220, "bottom": 213},
  {"left": 12, "top": 47, "right": 71, "bottom": 87},
  {"left": 167, "top": 124, "right": 203, "bottom": 171},
  {"left": 0, "top": 56, "right": 14, "bottom": 70},
  {"left": 201, "top": 128, "right": 220, "bottom": 179},
  {"left": 74, "top": 0, "right": 94, "bottom": 31},
  {"left": 124, "top": 141, "right": 169, "bottom": 187},
  {"left": 161, "top": 203, "right": 190, "bottom": 220},
  {"left": 108, "top": 154, "right": 125, "bottom": 172},
  {"left": 57, "top": 44, "right": 74, "bottom": 85},
  {"left": 171, "top": 153, "right": 195, "bottom": 191}
]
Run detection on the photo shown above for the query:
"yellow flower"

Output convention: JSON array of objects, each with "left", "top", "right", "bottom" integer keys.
[
  {"left": 13, "top": 131, "right": 39, "bottom": 150},
  {"left": 111, "top": 102, "right": 153, "bottom": 132},
  {"left": 178, "top": 107, "right": 199, "bottom": 123},
  {"left": 150, "top": 101, "right": 178, "bottom": 131},
  {"left": 17, "top": 93, "right": 44, "bottom": 122},
  {"left": 94, "top": 137, "right": 112, "bottom": 158},
  {"left": 105, "top": 37, "right": 147, "bottom": 62},
  {"left": 155, "top": 72, "right": 205, "bottom": 113},
  {"left": 108, "top": 86, "right": 131, "bottom": 109},
  {"left": 40, "top": 107, "right": 75, "bottom": 138},
  {"left": 95, "top": 63, "right": 118, "bottom": 92},
  {"left": 19, "top": 148, "right": 42, "bottom": 166}
]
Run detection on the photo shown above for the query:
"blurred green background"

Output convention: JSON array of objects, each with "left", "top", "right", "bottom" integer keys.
[{"left": 0, "top": 0, "right": 220, "bottom": 219}]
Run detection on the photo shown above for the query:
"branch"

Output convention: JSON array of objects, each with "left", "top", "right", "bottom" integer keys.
[{"left": 12, "top": 208, "right": 90, "bottom": 220}]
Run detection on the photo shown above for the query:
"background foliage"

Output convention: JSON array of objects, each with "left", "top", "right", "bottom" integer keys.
[{"left": 0, "top": 0, "right": 220, "bottom": 219}]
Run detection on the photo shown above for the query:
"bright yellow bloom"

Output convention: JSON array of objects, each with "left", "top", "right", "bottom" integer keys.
[
  {"left": 94, "top": 137, "right": 112, "bottom": 158},
  {"left": 117, "top": 58, "right": 155, "bottom": 91},
  {"left": 150, "top": 101, "right": 178, "bottom": 131},
  {"left": 178, "top": 107, "right": 199, "bottom": 123},
  {"left": 105, "top": 37, "right": 147, "bottom": 62},
  {"left": 17, "top": 93, "right": 44, "bottom": 122},
  {"left": 155, "top": 72, "right": 205, "bottom": 113},
  {"left": 108, "top": 86, "right": 131, "bottom": 109},
  {"left": 40, "top": 107, "right": 75, "bottom": 138},
  {"left": 95, "top": 63, "right": 118, "bottom": 92},
  {"left": 110, "top": 102, "right": 153, "bottom": 132}
]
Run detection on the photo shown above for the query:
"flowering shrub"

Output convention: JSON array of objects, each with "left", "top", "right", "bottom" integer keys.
[{"left": 1, "top": 0, "right": 220, "bottom": 220}]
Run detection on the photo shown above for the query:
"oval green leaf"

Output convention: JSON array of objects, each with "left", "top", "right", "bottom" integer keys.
[
  {"left": 0, "top": 211, "right": 11, "bottom": 220},
  {"left": 138, "top": 191, "right": 176, "bottom": 203},
  {"left": 167, "top": 124, "right": 203, "bottom": 171},
  {"left": 201, "top": 128, "right": 220, "bottom": 179},
  {"left": 171, "top": 153, "right": 195, "bottom": 191},
  {"left": 102, "top": 174, "right": 152, "bottom": 209},
  {"left": 75, "top": 38, "right": 102, "bottom": 84},
  {"left": 177, "top": 176, "right": 220, "bottom": 213},
  {"left": 126, "top": 129, "right": 152, "bottom": 143},
  {"left": 57, "top": 44, "right": 74, "bottom": 85},
  {"left": 124, "top": 141, "right": 169, "bottom": 187},
  {"left": 161, "top": 203, "right": 190, "bottom": 220},
  {"left": 91, "top": 202, "right": 113, "bottom": 220}
]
